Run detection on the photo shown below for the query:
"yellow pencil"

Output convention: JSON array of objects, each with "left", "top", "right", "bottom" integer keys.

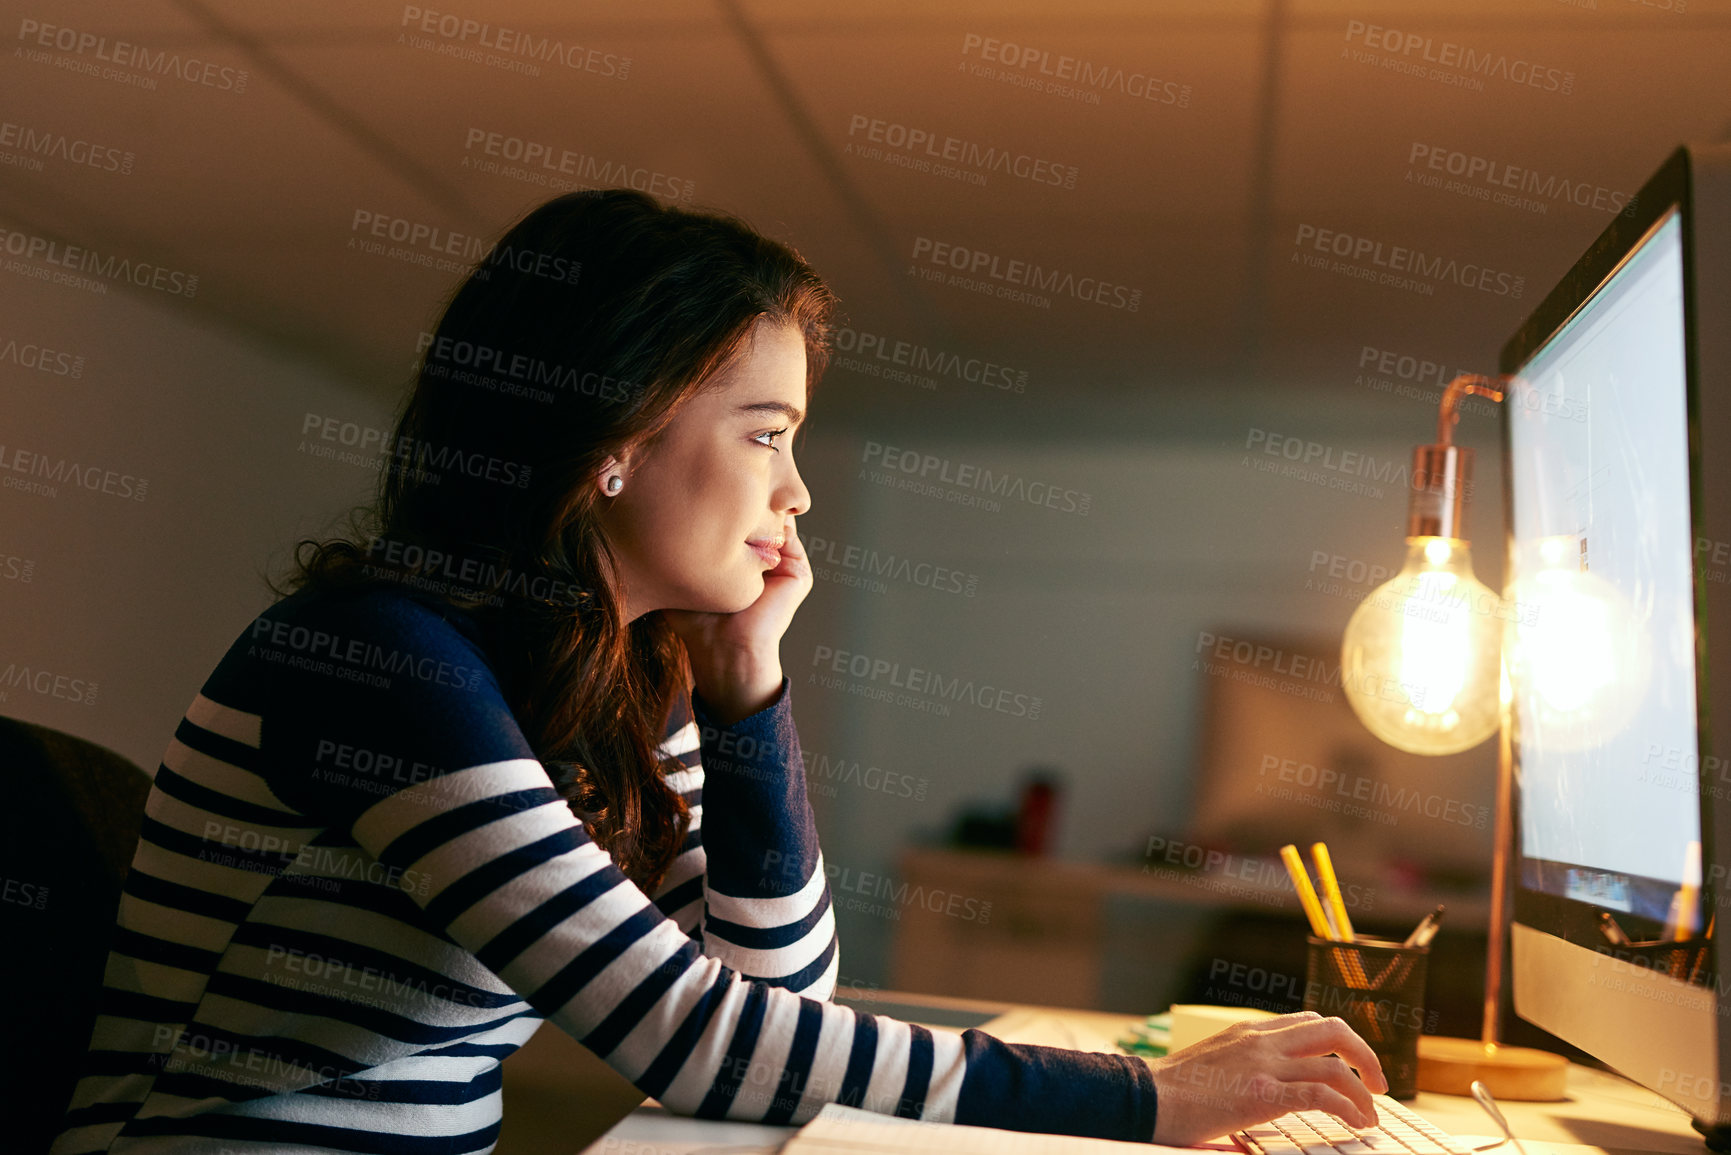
[
  {"left": 1280, "top": 843, "right": 1334, "bottom": 940},
  {"left": 1675, "top": 841, "right": 1701, "bottom": 943},
  {"left": 1311, "top": 842, "right": 1356, "bottom": 944}
]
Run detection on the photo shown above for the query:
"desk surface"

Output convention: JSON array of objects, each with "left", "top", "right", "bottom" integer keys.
[{"left": 576, "top": 989, "right": 1708, "bottom": 1155}]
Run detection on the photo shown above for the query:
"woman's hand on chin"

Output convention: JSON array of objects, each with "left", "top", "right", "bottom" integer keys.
[{"left": 663, "top": 517, "right": 812, "bottom": 726}]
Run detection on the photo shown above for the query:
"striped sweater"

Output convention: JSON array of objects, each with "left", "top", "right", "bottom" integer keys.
[{"left": 50, "top": 584, "right": 1157, "bottom": 1152}]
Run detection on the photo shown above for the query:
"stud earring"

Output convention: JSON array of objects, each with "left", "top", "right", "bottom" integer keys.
[{"left": 605, "top": 475, "right": 623, "bottom": 494}]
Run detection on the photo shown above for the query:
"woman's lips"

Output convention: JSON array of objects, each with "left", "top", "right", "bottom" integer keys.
[{"left": 748, "top": 541, "right": 782, "bottom": 567}]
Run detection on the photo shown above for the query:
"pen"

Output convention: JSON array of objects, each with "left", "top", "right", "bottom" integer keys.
[
  {"left": 1280, "top": 843, "right": 1335, "bottom": 940},
  {"left": 1403, "top": 905, "right": 1446, "bottom": 949},
  {"left": 1311, "top": 842, "right": 1356, "bottom": 944}
]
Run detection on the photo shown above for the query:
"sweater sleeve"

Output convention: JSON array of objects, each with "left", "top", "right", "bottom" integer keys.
[
  {"left": 640, "top": 686, "right": 839, "bottom": 1004},
  {"left": 258, "top": 590, "right": 1159, "bottom": 1139},
  {"left": 685, "top": 678, "right": 838, "bottom": 1000}
]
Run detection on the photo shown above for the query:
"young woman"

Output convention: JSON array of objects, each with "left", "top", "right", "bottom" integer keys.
[{"left": 50, "top": 189, "right": 1386, "bottom": 1153}]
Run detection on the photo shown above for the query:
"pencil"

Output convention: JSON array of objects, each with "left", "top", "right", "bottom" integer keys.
[
  {"left": 1280, "top": 844, "right": 1334, "bottom": 940},
  {"left": 1311, "top": 842, "right": 1356, "bottom": 944},
  {"left": 1675, "top": 841, "right": 1701, "bottom": 943},
  {"left": 1307, "top": 842, "right": 1374, "bottom": 991}
]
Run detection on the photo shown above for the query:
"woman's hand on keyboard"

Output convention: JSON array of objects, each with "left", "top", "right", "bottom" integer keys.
[{"left": 1142, "top": 1011, "right": 1390, "bottom": 1146}]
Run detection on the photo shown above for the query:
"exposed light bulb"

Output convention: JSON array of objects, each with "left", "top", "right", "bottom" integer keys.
[
  {"left": 1342, "top": 536, "right": 1505, "bottom": 754},
  {"left": 1341, "top": 373, "right": 1511, "bottom": 755}
]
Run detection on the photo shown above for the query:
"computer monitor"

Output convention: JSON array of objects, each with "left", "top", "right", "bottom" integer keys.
[{"left": 1502, "top": 142, "right": 1731, "bottom": 1143}]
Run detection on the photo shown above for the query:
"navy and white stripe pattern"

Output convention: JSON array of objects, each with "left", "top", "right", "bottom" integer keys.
[{"left": 51, "top": 585, "right": 1156, "bottom": 1153}]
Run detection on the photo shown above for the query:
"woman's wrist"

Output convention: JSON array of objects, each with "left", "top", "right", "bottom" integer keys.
[{"left": 690, "top": 651, "right": 784, "bottom": 726}]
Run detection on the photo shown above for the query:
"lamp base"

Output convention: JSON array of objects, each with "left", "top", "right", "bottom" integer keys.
[{"left": 1415, "top": 1035, "right": 1569, "bottom": 1100}]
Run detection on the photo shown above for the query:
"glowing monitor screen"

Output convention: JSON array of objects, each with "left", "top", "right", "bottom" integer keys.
[{"left": 1506, "top": 208, "right": 1702, "bottom": 928}]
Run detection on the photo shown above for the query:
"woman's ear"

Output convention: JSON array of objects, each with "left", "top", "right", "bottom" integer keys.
[{"left": 598, "top": 454, "right": 628, "bottom": 496}]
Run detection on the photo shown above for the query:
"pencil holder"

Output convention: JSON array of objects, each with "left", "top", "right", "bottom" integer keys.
[{"left": 1304, "top": 935, "right": 1430, "bottom": 1100}]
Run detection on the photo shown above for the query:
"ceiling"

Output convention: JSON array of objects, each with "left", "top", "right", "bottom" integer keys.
[{"left": 4, "top": 0, "right": 1730, "bottom": 435}]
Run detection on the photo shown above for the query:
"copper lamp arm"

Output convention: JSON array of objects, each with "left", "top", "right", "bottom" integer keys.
[{"left": 1436, "top": 374, "right": 1508, "bottom": 448}]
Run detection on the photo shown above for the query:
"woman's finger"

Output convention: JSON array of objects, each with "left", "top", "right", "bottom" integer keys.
[
  {"left": 1277, "top": 1015, "right": 1389, "bottom": 1094},
  {"left": 765, "top": 528, "right": 811, "bottom": 590},
  {"left": 776, "top": 522, "right": 810, "bottom": 580},
  {"left": 1270, "top": 1055, "right": 1379, "bottom": 1123},
  {"left": 1239, "top": 1010, "right": 1324, "bottom": 1034},
  {"left": 1287, "top": 1081, "right": 1379, "bottom": 1130}
]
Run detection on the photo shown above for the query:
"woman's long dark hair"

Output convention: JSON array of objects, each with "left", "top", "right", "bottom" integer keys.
[{"left": 271, "top": 189, "right": 837, "bottom": 893}]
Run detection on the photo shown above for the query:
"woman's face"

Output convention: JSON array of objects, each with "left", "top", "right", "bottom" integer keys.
[{"left": 599, "top": 318, "right": 812, "bottom": 620}]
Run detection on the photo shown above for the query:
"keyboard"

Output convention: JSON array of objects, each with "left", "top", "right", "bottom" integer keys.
[{"left": 1231, "top": 1094, "right": 1473, "bottom": 1154}]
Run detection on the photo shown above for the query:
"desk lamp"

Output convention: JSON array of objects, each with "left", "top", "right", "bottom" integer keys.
[
  {"left": 1341, "top": 375, "right": 1506, "bottom": 755},
  {"left": 1340, "top": 373, "right": 1569, "bottom": 1101}
]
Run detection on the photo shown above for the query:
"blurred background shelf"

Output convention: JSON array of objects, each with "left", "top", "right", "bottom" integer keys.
[{"left": 886, "top": 844, "right": 1578, "bottom": 1062}]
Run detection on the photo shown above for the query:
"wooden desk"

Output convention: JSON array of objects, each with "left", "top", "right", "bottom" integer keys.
[{"left": 552, "top": 988, "right": 1707, "bottom": 1155}]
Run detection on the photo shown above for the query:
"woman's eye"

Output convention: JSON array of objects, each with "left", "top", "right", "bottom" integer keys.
[{"left": 754, "top": 427, "right": 789, "bottom": 450}]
